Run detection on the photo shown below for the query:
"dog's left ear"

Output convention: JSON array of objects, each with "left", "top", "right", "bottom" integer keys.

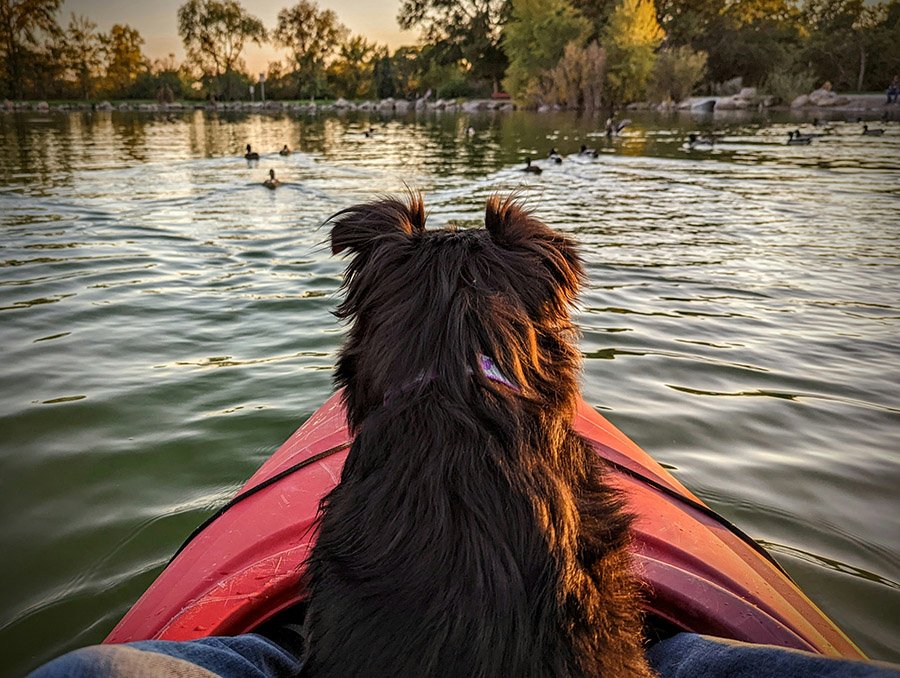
[
  {"left": 484, "top": 194, "right": 584, "bottom": 302},
  {"left": 330, "top": 193, "right": 426, "bottom": 255}
]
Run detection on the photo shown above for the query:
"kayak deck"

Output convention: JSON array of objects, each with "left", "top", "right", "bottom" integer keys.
[{"left": 106, "top": 391, "right": 864, "bottom": 659}]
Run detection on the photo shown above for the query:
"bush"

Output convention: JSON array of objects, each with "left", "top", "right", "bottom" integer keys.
[
  {"left": 646, "top": 46, "right": 707, "bottom": 103},
  {"left": 538, "top": 41, "right": 606, "bottom": 110},
  {"left": 762, "top": 69, "right": 816, "bottom": 105}
]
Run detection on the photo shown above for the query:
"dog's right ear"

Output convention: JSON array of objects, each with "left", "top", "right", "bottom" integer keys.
[{"left": 329, "top": 193, "right": 426, "bottom": 255}]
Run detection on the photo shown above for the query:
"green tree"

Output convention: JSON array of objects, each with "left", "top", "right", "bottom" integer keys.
[
  {"left": 372, "top": 50, "right": 398, "bottom": 98},
  {"left": 502, "top": 0, "right": 590, "bottom": 99},
  {"left": 101, "top": 24, "right": 147, "bottom": 97},
  {"left": 0, "top": 0, "right": 62, "bottom": 98},
  {"left": 602, "top": 0, "right": 664, "bottom": 106},
  {"left": 327, "top": 35, "right": 379, "bottom": 98},
  {"left": 803, "top": 0, "right": 898, "bottom": 91},
  {"left": 398, "top": 0, "right": 509, "bottom": 91},
  {"left": 274, "top": 0, "right": 348, "bottom": 99},
  {"left": 177, "top": 0, "right": 265, "bottom": 99},
  {"left": 62, "top": 13, "right": 103, "bottom": 99}
]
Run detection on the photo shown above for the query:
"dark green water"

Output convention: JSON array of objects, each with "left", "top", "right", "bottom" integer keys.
[{"left": 0, "top": 109, "right": 898, "bottom": 674}]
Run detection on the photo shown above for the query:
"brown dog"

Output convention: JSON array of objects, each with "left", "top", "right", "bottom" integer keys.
[{"left": 300, "top": 193, "right": 653, "bottom": 677}]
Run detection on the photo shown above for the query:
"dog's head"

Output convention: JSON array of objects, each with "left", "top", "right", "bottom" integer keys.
[{"left": 329, "top": 192, "right": 585, "bottom": 430}]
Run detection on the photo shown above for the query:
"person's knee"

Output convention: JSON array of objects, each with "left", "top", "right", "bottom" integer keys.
[{"left": 29, "top": 644, "right": 218, "bottom": 677}]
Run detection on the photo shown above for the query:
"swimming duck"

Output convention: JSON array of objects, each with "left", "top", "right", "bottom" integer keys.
[
  {"left": 263, "top": 169, "right": 280, "bottom": 189},
  {"left": 522, "top": 158, "right": 542, "bottom": 174},
  {"left": 279, "top": 144, "right": 291, "bottom": 156},
  {"left": 548, "top": 148, "right": 563, "bottom": 164},
  {"left": 787, "top": 131, "right": 811, "bottom": 145},
  {"left": 579, "top": 144, "right": 598, "bottom": 158},
  {"left": 245, "top": 144, "right": 260, "bottom": 160},
  {"left": 363, "top": 127, "right": 376, "bottom": 138},
  {"left": 686, "top": 133, "right": 715, "bottom": 150},
  {"left": 605, "top": 118, "right": 630, "bottom": 137},
  {"left": 862, "top": 124, "right": 885, "bottom": 136}
]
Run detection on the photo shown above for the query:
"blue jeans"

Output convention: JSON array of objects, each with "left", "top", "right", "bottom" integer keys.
[{"left": 30, "top": 632, "right": 900, "bottom": 677}]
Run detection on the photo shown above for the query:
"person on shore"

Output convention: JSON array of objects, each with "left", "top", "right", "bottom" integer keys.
[{"left": 886, "top": 76, "right": 899, "bottom": 105}]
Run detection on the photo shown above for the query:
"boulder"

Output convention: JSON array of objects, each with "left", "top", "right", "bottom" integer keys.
[
  {"left": 790, "top": 94, "right": 809, "bottom": 108},
  {"left": 394, "top": 100, "right": 409, "bottom": 113},
  {"left": 737, "top": 87, "right": 757, "bottom": 100},
  {"left": 97, "top": 100, "right": 114, "bottom": 111},
  {"left": 377, "top": 98, "right": 395, "bottom": 111},
  {"left": 35, "top": 101, "right": 49, "bottom": 111}
]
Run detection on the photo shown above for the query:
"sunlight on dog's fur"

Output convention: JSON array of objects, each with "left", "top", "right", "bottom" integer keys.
[{"left": 300, "top": 193, "right": 653, "bottom": 677}]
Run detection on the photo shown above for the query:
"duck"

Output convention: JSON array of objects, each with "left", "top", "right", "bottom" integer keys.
[
  {"left": 279, "top": 144, "right": 291, "bottom": 156},
  {"left": 787, "top": 131, "right": 811, "bottom": 145},
  {"left": 363, "top": 127, "right": 376, "bottom": 138},
  {"left": 548, "top": 147, "right": 563, "bottom": 164},
  {"left": 263, "top": 169, "right": 280, "bottom": 190},
  {"left": 605, "top": 118, "right": 630, "bottom": 137},
  {"left": 862, "top": 124, "right": 885, "bottom": 136},
  {"left": 686, "top": 133, "right": 715, "bottom": 150},
  {"left": 522, "top": 158, "right": 542, "bottom": 174},
  {"left": 244, "top": 144, "right": 260, "bottom": 160},
  {"left": 579, "top": 144, "right": 598, "bottom": 158}
]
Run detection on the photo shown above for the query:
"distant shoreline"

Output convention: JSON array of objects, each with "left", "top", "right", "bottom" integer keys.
[{"left": 3, "top": 93, "right": 896, "bottom": 117}]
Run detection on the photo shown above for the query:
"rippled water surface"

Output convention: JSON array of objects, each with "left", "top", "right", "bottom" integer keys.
[{"left": 1, "top": 109, "right": 898, "bottom": 674}]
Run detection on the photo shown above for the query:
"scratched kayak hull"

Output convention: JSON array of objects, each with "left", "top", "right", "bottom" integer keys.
[{"left": 106, "top": 391, "right": 864, "bottom": 659}]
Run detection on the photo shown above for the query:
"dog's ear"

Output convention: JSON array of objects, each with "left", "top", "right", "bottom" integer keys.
[
  {"left": 330, "top": 193, "right": 426, "bottom": 255},
  {"left": 484, "top": 194, "right": 584, "bottom": 303}
]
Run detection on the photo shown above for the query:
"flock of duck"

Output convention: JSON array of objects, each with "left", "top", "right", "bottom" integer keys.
[
  {"left": 242, "top": 115, "right": 890, "bottom": 185},
  {"left": 244, "top": 143, "right": 291, "bottom": 189},
  {"left": 519, "top": 118, "right": 890, "bottom": 172}
]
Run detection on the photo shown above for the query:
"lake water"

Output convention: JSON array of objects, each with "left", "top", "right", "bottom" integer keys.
[{"left": 0, "top": 108, "right": 898, "bottom": 674}]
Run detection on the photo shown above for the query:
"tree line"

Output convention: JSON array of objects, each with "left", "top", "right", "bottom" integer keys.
[{"left": 1, "top": 0, "right": 897, "bottom": 108}]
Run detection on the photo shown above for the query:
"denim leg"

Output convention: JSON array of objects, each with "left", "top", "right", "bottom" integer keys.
[{"left": 648, "top": 633, "right": 900, "bottom": 678}]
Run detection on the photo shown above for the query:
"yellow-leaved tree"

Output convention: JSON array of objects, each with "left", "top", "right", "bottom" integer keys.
[{"left": 602, "top": 0, "right": 664, "bottom": 107}]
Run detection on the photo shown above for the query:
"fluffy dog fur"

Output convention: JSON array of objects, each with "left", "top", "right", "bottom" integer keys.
[{"left": 300, "top": 193, "right": 653, "bottom": 677}]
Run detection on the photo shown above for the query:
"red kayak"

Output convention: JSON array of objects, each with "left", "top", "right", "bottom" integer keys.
[{"left": 106, "top": 391, "right": 865, "bottom": 659}]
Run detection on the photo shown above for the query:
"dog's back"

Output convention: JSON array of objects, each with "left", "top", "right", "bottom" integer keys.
[{"left": 301, "top": 194, "right": 652, "bottom": 677}]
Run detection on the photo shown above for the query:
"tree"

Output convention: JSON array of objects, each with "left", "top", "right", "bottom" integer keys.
[
  {"left": 0, "top": 0, "right": 63, "bottom": 98},
  {"left": 502, "top": 0, "right": 590, "bottom": 99},
  {"left": 372, "top": 50, "right": 397, "bottom": 98},
  {"left": 101, "top": 24, "right": 147, "bottom": 97},
  {"left": 398, "top": 0, "right": 509, "bottom": 91},
  {"left": 602, "top": 0, "right": 664, "bottom": 107},
  {"left": 64, "top": 13, "right": 102, "bottom": 99},
  {"left": 803, "top": 0, "right": 898, "bottom": 91},
  {"left": 274, "top": 0, "right": 348, "bottom": 99},
  {"left": 327, "top": 35, "right": 379, "bottom": 99},
  {"left": 177, "top": 0, "right": 265, "bottom": 99}
]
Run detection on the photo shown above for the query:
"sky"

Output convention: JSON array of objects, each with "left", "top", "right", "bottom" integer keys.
[{"left": 61, "top": 0, "right": 417, "bottom": 74}]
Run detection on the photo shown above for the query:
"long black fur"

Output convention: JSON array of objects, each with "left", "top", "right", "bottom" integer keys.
[{"left": 300, "top": 193, "right": 653, "bottom": 677}]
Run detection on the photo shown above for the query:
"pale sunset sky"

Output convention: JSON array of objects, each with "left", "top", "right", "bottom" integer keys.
[{"left": 61, "top": 0, "right": 417, "bottom": 74}]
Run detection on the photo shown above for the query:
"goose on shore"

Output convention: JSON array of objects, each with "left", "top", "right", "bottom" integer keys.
[{"left": 245, "top": 144, "right": 260, "bottom": 160}]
